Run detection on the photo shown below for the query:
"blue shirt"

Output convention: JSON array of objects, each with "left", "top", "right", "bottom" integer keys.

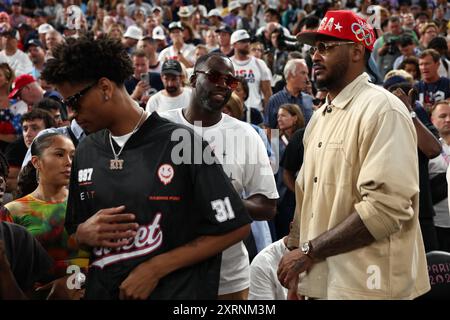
[{"left": 264, "top": 87, "right": 313, "bottom": 129}]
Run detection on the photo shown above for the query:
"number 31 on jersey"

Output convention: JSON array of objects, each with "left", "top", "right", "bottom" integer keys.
[{"left": 211, "top": 197, "right": 235, "bottom": 223}]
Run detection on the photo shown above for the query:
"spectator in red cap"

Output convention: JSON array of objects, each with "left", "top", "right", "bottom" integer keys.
[
  {"left": 278, "top": 10, "right": 430, "bottom": 300},
  {"left": 0, "top": 28, "right": 33, "bottom": 76},
  {"left": 9, "top": 74, "right": 43, "bottom": 107}
]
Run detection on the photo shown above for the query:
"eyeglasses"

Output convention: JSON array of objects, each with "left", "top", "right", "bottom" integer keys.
[
  {"left": 309, "top": 41, "right": 355, "bottom": 56},
  {"left": 195, "top": 70, "right": 239, "bottom": 90},
  {"left": 62, "top": 82, "right": 96, "bottom": 112}
]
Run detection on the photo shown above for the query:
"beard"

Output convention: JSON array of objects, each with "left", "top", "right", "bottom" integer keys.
[
  {"left": 166, "top": 86, "right": 179, "bottom": 95},
  {"left": 200, "top": 89, "right": 232, "bottom": 113},
  {"left": 237, "top": 47, "right": 250, "bottom": 56},
  {"left": 316, "top": 58, "right": 349, "bottom": 90}
]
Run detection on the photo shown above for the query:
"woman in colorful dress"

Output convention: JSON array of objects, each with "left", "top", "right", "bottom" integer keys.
[{"left": 1, "top": 132, "right": 89, "bottom": 299}]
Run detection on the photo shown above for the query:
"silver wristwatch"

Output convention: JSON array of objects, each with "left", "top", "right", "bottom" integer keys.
[{"left": 301, "top": 241, "right": 312, "bottom": 257}]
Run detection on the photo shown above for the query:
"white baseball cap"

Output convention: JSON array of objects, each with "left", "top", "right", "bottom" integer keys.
[
  {"left": 239, "top": 0, "right": 252, "bottom": 5},
  {"left": 178, "top": 6, "right": 192, "bottom": 18},
  {"left": 123, "top": 25, "right": 143, "bottom": 40},
  {"left": 152, "top": 26, "right": 165, "bottom": 41},
  {"left": 230, "top": 29, "right": 250, "bottom": 45},
  {"left": 152, "top": 6, "right": 162, "bottom": 13},
  {"left": 207, "top": 9, "right": 222, "bottom": 18},
  {"left": 38, "top": 23, "right": 54, "bottom": 34},
  {"left": 228, "top": 1, "right": 241, "bottom": 12}
]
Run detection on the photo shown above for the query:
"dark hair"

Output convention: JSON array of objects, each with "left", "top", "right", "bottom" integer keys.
[
  {"left": 30, "top": 132, "right": 64, "bottom": 157},
  {"left": 398, "top": 35, "right": 414, "bottom": 47},
  {"left": 16, "top": 162, "right": 37, "bottom": 198},
  {"left": 41, "top": 36, "right": 134, "bottom": 86},
  {"left": 414, "top": 12, "right": 429, "bottom": 20},
  {"left": 21, "top": 108, "right": 56, "bottom": 128},
  {"left": 0, "top": 63, "right": 15, "bottom": 91},
  {"left": 33, "top": 97, "right": 61, "bottom": 113},
  {"left": 17, "top": 132, "right": 69, "bottom": 199},
  {"left": 236, "top": 76, "right": 249, "bottom": 101},
  {"left": 428, "top": 36, "right": 448, "bottom": 54},
  {"left": 300, "top": 15, "right": 320, "bottom": 30},
  {"left": 0, "top": 151, "right": 9, "bottom": 179},
  {"left": 399, "top": 56, "right": 421, "bottom": 79}
]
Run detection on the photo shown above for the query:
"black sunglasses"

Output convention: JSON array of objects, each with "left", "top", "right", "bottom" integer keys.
[
  {"left": 62, "top": 82, "right": 96, "bottom": 112},
  {"left": 195, "top": 70, "right": 239, "bottom": 90}
]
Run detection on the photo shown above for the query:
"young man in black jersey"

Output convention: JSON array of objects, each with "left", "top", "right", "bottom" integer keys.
[{"left": 41, "top": 36, "right": 251, "bottom": 300}]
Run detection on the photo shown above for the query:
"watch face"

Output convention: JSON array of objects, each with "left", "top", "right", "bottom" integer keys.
[{"left": 301, "top": 242, "right": 310, "bottom": 254}]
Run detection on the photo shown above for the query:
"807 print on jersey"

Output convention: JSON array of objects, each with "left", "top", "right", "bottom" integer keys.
[{"left": 171, "top": 303, "right": 277, "bottom": 319}]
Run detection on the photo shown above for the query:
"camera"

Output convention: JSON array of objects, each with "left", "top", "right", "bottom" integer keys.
[
  {"left": 276, "top": 31, "right": 303, "bottom": 52},
  {"left": 385, "top": 36, "right": 400, "bottom": 55}
]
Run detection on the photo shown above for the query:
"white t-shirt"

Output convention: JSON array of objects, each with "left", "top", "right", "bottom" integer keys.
[
  {"left": 230, "top": 56, "right": 271, "bottom": 112},
  {"left": 249, "top": 238, "right": 288, "bottom": 300},
  {"left": 161, "top": 108, "right": 278, "bottom": 295},
  {"left": 0, "top": 49, "right": 33, "bottom": 76},
  {"left": 158, "top": 44, "right": 196, "bottom": 66},
  {"left": 145, "top": 87, "right": 192, "bottom": 113},
  {"left": 429, "top": 140, "right": 450, "bottom": 228}
]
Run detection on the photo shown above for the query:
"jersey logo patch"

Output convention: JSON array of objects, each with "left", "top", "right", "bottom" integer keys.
[
  {"left": 158, "top": 164, "right": 174, "bottom": 185},
  {"left": 78, "top": 168, "right": 93, "bottom": 186}
]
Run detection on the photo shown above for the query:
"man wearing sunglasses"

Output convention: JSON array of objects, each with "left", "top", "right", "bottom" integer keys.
[
  {"left": 41, "top": 36, "right": 251, "bottom": 300},
  {"left": 161, "top": 52, "right": 278, "bottom": 300},
  {"left": 278, "top": 10, "right": 430, "bottom": 300}
]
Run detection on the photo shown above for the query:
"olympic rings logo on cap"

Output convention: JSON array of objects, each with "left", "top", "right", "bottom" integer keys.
[{"left": 351, "top": 22, "right": 374, "bottom": 46}]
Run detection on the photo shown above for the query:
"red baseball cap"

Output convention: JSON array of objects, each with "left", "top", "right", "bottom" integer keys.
[
  {"left": 8, "top": 74, "right": 36, "bottom": 99},
  {"left": 296, "top": 10, "right": 376, "bottom": 52}
]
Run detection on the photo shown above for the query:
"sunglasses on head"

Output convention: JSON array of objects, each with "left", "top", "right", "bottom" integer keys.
[
  {"left": 309, "top": 41, "right": 355, "bottom": 56},
  {"left": 62, "top": 82, "right": 96, "bottom": 112},
  {"left": 195, "top": 70, "right": 239, "bottom": 90}
]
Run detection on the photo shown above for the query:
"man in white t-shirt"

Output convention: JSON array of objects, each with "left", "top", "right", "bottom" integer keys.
[
  {"left": 158, "top": 22, "right": 196, "bottom": 68},
  {"left": 429, "top": 100, "right": 450, "bottom": 252},
  {"left": 0, "top": 28, "right": 32, "bottom": 76},
  {"left": 249, "top": 237, "right": 288, "bottom": 300},
  {"left": 161, "top": 52, "right": 278, "bottom": 299},
  {"left": 230, "top": 29, "right": 272, "bottom": 113},
  {"left": 145, "top": 59, "right": 192, "bottom": 113}
]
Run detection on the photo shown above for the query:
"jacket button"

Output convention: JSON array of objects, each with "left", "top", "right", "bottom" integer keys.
[
  {"left": 318, "top": 142, "right": 322, "bottom": 148},
  {"left": 313, "top": 177, "right": 318, "bottom": 183}
]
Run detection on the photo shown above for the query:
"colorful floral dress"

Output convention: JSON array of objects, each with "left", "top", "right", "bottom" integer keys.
[{"left": 2, "top": 194, "right": 89, "bottom": 278}]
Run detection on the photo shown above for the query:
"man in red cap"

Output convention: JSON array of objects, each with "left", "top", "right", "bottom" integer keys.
[
  {"left": 9, "top": 74, "right": 44, "bottom": 107},
  {"left": 278, "top": 10, "right": 430, "bottom": 300}
]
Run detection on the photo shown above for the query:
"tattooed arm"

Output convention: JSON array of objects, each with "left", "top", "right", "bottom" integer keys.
[
  {"left": 278, "top": 212, "right": 375, "bottom": 288},
  {"left": 310, "top": 211, "right": 375, "bottom": 260}
]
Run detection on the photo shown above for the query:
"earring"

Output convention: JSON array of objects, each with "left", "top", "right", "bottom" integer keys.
[{"left": 104, "top": 96, "right": 109, "bottom": 101}]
